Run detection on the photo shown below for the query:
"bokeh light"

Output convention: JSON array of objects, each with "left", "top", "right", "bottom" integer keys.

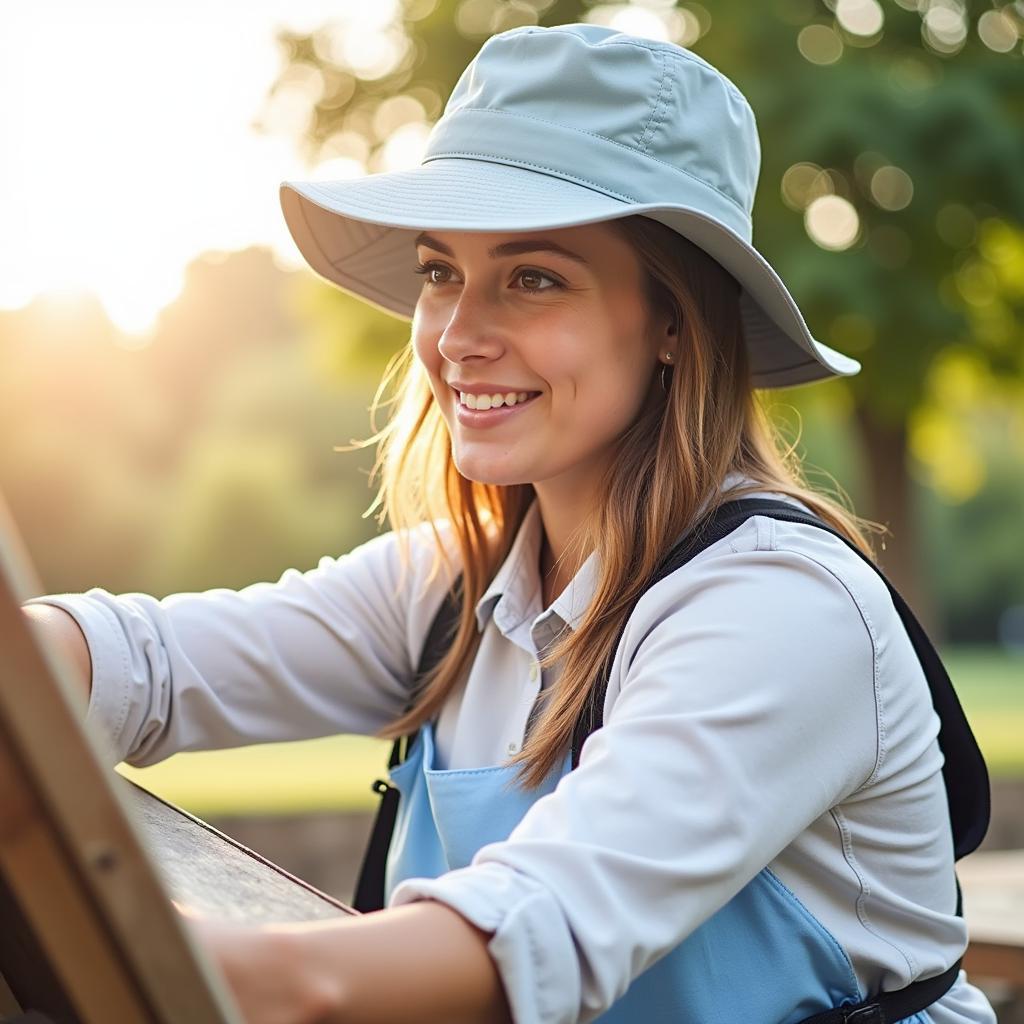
[
  {"left": 869, "top": 165, "right": 914, "bottom": 211},
  {"left": 584, "top": 4, "right": 669, "bottom": 42},
  {"left": 805, "top": 194, "right": 861, "bottom": 250},
  {"left": 781, "top": 162, "right": 833, "bottom": 211},
  {"left": 922, "top": 0, "right": 969, "bottom": 55},
  {"left": 375, "top": 121, "right": 432, "bottom": 172},
  {"left": 977, "top": 8, "right": 1020, "bottom": 52},
  {"left": 835, "top": 0, "right": 884, "bottom": 38},
  {"left": 797, "top": 23, "right": 844, "bottom": 64}
]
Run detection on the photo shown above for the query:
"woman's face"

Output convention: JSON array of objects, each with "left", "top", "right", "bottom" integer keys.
[{"left": 411, "top": 223, "right": 671, "bottom": 498}]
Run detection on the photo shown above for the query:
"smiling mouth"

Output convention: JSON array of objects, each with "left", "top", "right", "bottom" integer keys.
[
  {"left": 455, "top": 391, "right": 542, "bottom": 411},
  {"left": 454, "top": 391, "right": 542, "bottom": 422}
]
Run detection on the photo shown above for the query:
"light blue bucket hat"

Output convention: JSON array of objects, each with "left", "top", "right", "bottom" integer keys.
[{"left": 280, "top": 23, "right": 861, "bottom": 389}]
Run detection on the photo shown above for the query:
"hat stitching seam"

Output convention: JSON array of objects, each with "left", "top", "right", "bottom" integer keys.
[
  {"left": 294, "top": 189, "right": 338, "bottom": 272},
  {"left": 437, "top": 107, "right": 748, "bottom": 215},
  {"left": 423, "top": 150, "right": 639, "bottom": 204},
  {"left": 522, "top": 27, "right": 750, "bottom": 106},
  {"left": 635, "top": 48, "right": 672, "bottom": 155},
  {"left": 333, "top": 229, "right": 412, "bottom": 270},
  {"left": 336, "top": 270, "right": 412, "bottom": 312}
]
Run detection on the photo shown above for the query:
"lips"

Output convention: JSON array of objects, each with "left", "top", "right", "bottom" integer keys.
[
  {"left": 450, "top": 384, "right": 541, "bottom": 400},
  {"left": 456, "top": 392, "right": 540, "bottom": 411},
  {"left": 454, "top": 390, "right": 541, "bottom": 427}
]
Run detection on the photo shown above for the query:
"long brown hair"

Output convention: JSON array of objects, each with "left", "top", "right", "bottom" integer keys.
[{"left": 340, "top": 214, "right": 882, "bottom": 788}]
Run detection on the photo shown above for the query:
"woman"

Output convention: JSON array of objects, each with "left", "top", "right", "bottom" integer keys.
[{"left": 25, "top": 22, "right": 995, "bottom": 1024}]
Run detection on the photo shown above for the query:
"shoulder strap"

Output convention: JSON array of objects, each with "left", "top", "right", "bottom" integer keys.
[{"left": 570, "top": 497, "right": 989, "bottom": 857}]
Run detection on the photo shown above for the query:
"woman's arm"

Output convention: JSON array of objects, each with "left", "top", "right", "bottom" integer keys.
[
  {"left": 183, "top": 901, "right": 512, "bottom": 1024},
  {"left": 19, "top": 522, "right": 458, "bottom": 766},
  {"left": 22, "top": 604, "right": 92, "bottom": 699}
]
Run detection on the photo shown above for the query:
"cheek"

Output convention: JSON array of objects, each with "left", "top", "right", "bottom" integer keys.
[
  {"left": 410, "top": 308, "right": 430, "bottom": 358},
  {"left": 411, "top": 317, "right": 443, "bottom": 378},
  {"left": 552, "top": 321, "right": 649, "bottom": 409}
]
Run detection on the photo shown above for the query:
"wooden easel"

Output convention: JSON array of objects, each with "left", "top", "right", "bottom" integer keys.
[{"left": 0, "top": 494, "right": 355, "bottom": 1023}]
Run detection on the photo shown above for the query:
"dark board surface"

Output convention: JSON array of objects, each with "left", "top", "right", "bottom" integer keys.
[{"left": 118, "top": 777, "right": 356, "bottom": 924}]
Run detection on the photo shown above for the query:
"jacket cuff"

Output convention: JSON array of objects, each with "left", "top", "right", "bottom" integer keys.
[{"left": 22, "top": 593, "right": 136, "bottom": 764}]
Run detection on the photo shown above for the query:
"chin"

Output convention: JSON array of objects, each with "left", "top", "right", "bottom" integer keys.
[{"left": 454, "top": 457, "right": 534, "bottom": 488}]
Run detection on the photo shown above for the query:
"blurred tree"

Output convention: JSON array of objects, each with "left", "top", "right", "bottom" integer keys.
[
  {"left": 260, "top": 0, "right": 1019, "bottom": 630},
  {"left": 0, "top": 252, "right": 387, "bottom": 601},
  {"left": 263, "top": 0, "right": 1024, "bottom": 628},
  {"left": 0, "top": 295, "right": 167, "bottom": 595},
  {"left": 735, "top": 1, "right": 1024, "bottom": 627}
]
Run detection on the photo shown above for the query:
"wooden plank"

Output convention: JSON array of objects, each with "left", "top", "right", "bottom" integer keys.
[
  {"left": 963, "top": 941, "right": 1024, "bottom": 986},
  {"left": 0, "top": 493, "right": 243, "bottom": 1024},
  {"left": 960, "top": 851, "right": 1024, "bottom": 947},
  {"left": 119, "top": 779, "right": 356, "bottom": 924},
  {"left": 960, "top": 850, "right": 1024, "bottom": 988},
  {"left": 0, "top": 735, "right": 150, "bottom": 1022}
]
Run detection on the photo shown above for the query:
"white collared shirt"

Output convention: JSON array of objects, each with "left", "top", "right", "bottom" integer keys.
[{"left": 27, "top": 476, "right": 995, "bottom": 1024}]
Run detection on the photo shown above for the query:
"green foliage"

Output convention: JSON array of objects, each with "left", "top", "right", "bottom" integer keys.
[
  {"left": 266, "top": 3, "right": 1023, "bottom": 580},
  {"left": 268, "top": 0, "right": 1023, "bottom": 420}
]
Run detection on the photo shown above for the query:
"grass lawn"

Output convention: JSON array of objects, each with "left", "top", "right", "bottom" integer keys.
[
  {"left": 116, "top": 646, "right": 1024, "bottom": 817},
  {"left": 942, "top": 646, "right": 1024, "bottom": 777}
]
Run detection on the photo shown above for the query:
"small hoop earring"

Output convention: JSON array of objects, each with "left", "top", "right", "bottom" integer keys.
[{"left": 660, "top": 362, "right": 672, "bottom": 393}]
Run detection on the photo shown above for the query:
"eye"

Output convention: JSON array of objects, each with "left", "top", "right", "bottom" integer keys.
[
  {"left": 515, "top": 268, "right": 561, "bottom": 292},
  {"left": 411, "top": 262, "right": 565, "bottom": 294},
  {"left": 411, "top": 262, "right": 452, "bottom": 286}
]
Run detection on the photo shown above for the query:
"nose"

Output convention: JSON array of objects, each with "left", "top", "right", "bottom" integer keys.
[{"left": 435, "top": 287, "right": 506, "bottom": 367}]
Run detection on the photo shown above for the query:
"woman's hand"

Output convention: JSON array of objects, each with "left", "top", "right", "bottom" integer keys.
[{"left": 172, "top": 901, "right": 341, "bottom": 1024}]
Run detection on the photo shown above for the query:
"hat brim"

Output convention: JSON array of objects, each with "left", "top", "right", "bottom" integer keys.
[{"left": 280, "top": 158, "right": 860, "bottom": 389}]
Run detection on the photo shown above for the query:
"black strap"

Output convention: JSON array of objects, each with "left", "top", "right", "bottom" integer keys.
[
  {"left": 352, "top": 498, "right": 988, "bottom": 1019},
  {"left": 796, "top": 958, "right": 963, "bottom": 1024},
  {"left": 571, "top": 499, "right": 990, "bottom": 859}
]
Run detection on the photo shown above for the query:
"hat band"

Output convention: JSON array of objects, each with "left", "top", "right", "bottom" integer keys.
[{"left": 422, "top": 107, "right": 753, "bottom": 244}]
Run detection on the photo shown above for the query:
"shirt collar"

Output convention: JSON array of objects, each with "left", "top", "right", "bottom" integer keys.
[
  {"left": 474, "top": 497, "right": 545, "bottom": 634},
  {"left": 473, "top": 471, "right": 754, "bottom": 635}
]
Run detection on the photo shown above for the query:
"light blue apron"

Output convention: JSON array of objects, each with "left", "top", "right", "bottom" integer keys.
[{"left": 384, "top": 722, "right": 932, "bottom": 1024}]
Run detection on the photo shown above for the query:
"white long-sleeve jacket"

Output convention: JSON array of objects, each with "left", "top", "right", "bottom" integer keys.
[{"left": 27, "top": 478, "right": 995, "bottom": 1024}]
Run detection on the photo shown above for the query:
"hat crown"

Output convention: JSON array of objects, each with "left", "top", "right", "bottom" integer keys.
[{"left": 430, "top": 24, "right": 761, "bottom": 219}]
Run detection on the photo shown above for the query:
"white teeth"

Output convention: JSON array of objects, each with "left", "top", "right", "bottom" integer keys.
[{"left": 460, "top": 391, "right": 536, "bottom": 410}]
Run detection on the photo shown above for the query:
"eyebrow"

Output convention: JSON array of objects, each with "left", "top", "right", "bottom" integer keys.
[{"left": 413, "top": 231, "right": 590, "bottom": 267}]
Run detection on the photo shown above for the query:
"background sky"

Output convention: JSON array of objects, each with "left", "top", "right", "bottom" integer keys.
[{"left": 0, "top": 0, "right": 394, "bottom": 336}]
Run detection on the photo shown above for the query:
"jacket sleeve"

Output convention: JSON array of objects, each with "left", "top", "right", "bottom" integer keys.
[
  {"left": 390, "top": 539, "right": 884, "bottom": 1024},
  {"left": 23, "top": 522, "right": 455, "bottom": 767}
]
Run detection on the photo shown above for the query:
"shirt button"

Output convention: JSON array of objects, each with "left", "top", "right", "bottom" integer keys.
[{"left": 529, "top": 662, "right": 539, "bottom": 681}]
